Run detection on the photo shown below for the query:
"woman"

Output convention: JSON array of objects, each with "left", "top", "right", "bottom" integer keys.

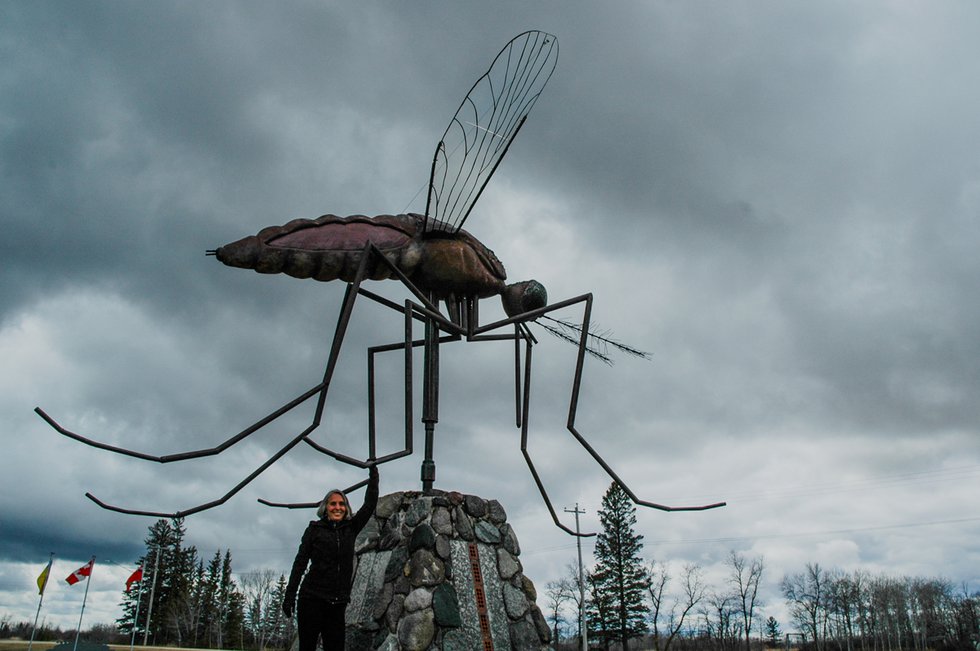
[{"left": 283, "top": 465, "right": 379, "bottom": 651}]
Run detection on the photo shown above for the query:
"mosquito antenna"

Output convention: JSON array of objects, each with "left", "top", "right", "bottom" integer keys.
[{"left": 537, "top": 316, "right": 650, "bottom": 365}]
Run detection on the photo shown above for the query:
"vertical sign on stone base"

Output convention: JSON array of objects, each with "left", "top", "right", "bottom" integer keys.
[{"left": 467, "top": 543, "right": 495, "bottom": 650}]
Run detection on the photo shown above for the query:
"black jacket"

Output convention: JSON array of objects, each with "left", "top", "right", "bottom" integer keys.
[{"left": 284, "top": 470, "right": 379, "bottom": 605}]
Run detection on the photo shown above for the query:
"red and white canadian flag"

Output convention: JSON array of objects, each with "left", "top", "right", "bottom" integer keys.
[{"left": 65, "top": 558, "right": 95, "bottom": 586}]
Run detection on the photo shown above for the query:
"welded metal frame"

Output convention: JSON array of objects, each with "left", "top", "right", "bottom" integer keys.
[
  {"left": 35, "top": 241, "right": 724, "bottom": 533},
  {"left": 34, "top": 29, "right": 725, "bottom": 533}
]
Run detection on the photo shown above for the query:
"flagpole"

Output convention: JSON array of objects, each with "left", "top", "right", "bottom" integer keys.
[
  {"left": 73, "top": 556, "right": 96, "bottom": 651},
  {"left": 143, "top": 546, "right": 160, "bottom": 646},
  {"left": 28, "top": 553, "right": 54, "bottom": 651},
  {"left": 128, "top": 568, "right": 145, "bottom": 651}
]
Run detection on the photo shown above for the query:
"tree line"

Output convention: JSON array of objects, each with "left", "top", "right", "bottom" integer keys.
[
  {"left": 545, "top": 483, "right": 979, "bottom": 651},
  {"left": 113, "top": 518, "right": 294, "bottom": 650},
  {"left": 781, "top": 563, "right": 979, "bottom": 651},
  {"left": 2, "top": 518, "right": 294, "bottom": 650},
  {"left": 5, "top": 490, "right": 977, "bottom": 651}
]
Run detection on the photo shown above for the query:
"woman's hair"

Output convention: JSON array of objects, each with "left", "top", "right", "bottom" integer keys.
[{"left": 316, "top": 489, "right": 353, "bottom": 520}]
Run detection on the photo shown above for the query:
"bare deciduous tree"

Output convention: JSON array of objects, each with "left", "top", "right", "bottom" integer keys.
[
  {"left": 238, "top": 569, "right": 278, "bottom": 651},
  {"left": 701, "top": 589, "right": 741, "bottom": 651},
  {"left": 728, "top": 550, "right": 765, "bottom": 651},
  {"left": 648, "top": 561, "right": 705, "bottom": 651},
  {"left": 545, "top": 578, "right": 573, "bottom": 645},
  {"left": 557, "top": 562, "right": 588, "bottom": 649},
  {"left": 782, "top": 563, "right": 832, "bottom": 651}
]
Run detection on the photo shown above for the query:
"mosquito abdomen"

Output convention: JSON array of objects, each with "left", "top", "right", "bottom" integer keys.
[{"left": 213, "top": 214, "right": 424, "bottom": 283}]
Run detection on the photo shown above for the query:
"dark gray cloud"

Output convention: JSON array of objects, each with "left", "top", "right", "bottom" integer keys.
[
  {"left": 2, "top": 518, "right": 141, "bottom": 567},
  {"left": 3, "top": 0, "right": 979, "bottom": 628}
]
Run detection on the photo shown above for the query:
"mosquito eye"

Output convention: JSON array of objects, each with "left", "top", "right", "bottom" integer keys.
[
  {"left": 520, "top": 280, "right": 547, "bottom": 312},
  {"left": 501, "top": 280, "right": 547, "bottom": 317}
]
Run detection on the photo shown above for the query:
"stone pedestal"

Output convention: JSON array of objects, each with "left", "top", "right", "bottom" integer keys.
[{"left": 344, "top": 490, "right": 551, "bottom": 650}]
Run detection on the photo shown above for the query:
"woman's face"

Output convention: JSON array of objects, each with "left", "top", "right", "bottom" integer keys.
[{"left": 324, "top": 493, "right": 347, "bottom": 521}]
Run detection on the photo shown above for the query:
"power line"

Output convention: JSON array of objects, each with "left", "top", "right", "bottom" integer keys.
[
  {"left": 681, "top": 464, "right": 980, "bottom": 505},
  {"left": 648, "top": 515, "right": 980, "bottom": 547}
]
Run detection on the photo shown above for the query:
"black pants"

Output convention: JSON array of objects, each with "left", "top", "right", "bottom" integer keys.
[{"left": 297, "top": 596, "right": 347, "bottom": 651}]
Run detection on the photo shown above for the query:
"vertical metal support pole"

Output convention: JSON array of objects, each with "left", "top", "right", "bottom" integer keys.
[
  {"left": 128, "top": 566, "right": 145, "bottom": 651},
  {"left": 142, "top": 547, "right": 160, "bottom": 646},
  {"left": 73, "top": 556, "right": 95, "bottom": 651},
  {"left": 514, "top": 324, "right": 522, "bottom": 428},
  {"left": 28, "top": 553, "right": 53, "bottom": 651},
  {"left": 368, "top": 344, "right": 377, "bottom": 462},
  {"left": 404, "top": 300, "right": 414, "bottom": 456},
  {"left": 421, "top": 293, "right": 439, "bottom": 492},
  {"left": 565, "top": 505, "right": 588, "bottom": 651}
]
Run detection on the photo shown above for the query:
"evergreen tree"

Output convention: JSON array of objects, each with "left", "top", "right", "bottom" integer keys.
[
  {"left": 117, "top": 519, "right": 180, "bottom": 644},
  {"left": 115, "top": 519, "right": 201, "bottom": 647},
  {"left": 586, "top": 569, "right": 616, "bottom": 651},
  {"left": 266, "top": 574, "right": 295, "bottom": 650},
  {"left": 161, "top": 517, "right": 200, "bottom": 646},
  {"left": 225, "top": 591, "right": 246, "bottom": 649},
  {"left": 221, "top": 550, "right": 246, "bottom": 649},
  {"left": 189, "top": 557, "right": 208, "bottom": 647},
  {"left": 588, "top": 482, "right": 650, "bottom": 651},
  {"left": 199, "top": 551, "right": 223, "bottom": 647},
  {"left": 117, "top": 519, "right": 247, "bottom": 649},
  {"left": 766, "top": 616, "right": 782, "bottom": 647},
  {"left": 117, "top": 558, "right": 146, "bottom": 639}
]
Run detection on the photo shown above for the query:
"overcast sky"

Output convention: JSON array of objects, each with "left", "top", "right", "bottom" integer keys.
[{"left": 3, "top": 1, "right": 979, "bottom": 633}]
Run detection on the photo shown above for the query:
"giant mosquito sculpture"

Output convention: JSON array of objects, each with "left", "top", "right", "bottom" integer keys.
[{"left": 35, "top": 31, "right": 724, "bottom": 535}]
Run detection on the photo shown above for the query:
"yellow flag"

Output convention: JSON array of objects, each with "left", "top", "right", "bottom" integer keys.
[{"left": 37, "top": 560, "right": 52, "bottom": 595}]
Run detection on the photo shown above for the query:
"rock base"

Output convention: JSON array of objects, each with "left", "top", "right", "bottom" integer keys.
[{"left": 344, "top": 490, "right": 551, "bottom": 650}]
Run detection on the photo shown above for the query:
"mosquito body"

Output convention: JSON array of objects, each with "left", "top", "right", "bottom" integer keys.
[{"left": 210, "top": 212, "right": 546, "bottom": 316}]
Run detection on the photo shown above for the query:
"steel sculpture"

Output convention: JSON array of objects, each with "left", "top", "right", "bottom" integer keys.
[{"left": 35, "top": 31, "right": 725, "bottom": 535}]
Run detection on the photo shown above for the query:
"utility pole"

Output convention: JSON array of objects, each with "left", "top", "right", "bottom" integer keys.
[{"left": 564, "top": 504, "right": 588, "bottom": 651}]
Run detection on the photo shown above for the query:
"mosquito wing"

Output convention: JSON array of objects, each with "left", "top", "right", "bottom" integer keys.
[{"left": 423, "top": 30, "right": 559, "bottom": 234}]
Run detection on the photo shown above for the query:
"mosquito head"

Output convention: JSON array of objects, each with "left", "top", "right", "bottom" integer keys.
[{"left": 501, "top": 280, "right": 547, "bottom": 317}]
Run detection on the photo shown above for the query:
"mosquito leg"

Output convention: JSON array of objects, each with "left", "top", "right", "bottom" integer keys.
[
  {"left": 31, "top": 251, "right": 398, "bottom": 464},
  {"left": 299, "top": 254, "right": 462, "bottom": 469},
  {"left": 258, "top": 477, "right": 369, "bottom": 510},
  {"left": 81, "top": 279, "right": 365, "bottom": 516},
  {"left": 34, "top": 383, "right": 325, "bottom": 463},
  {"left": 300, "top": 298, "right": 424, "bottom": 468},
  {"left": 561, "top": 294, "right": 726, "bottom": 513},
  {"left": 274, "top": 295, "right": 458, "bottom": 508},
  {"left": 480, "top": 293, "right": 725, "bottom": 521},
  {"left": 85, "top": 419, "right": 325, "bottom": 518},
  {"left": 516, "top": 334, "right": 596, "bottom": 537},
  {"left": 75, "top": 244, "right": 383, "bottom": 517}
]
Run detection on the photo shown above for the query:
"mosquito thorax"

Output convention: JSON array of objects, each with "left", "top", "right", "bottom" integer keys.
[{"left": 501, "top": 280, "right": 547, "bottom": 317}]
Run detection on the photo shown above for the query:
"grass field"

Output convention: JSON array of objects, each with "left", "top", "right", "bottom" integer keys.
[{"left": 0, "top": 642, "right": 222, "bottom": 651}]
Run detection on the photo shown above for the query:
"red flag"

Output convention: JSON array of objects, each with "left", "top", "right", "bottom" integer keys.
[
  {"left": 65, "top": 558, "right": 94, "bottom": 586},
  {"left": 126, "top": 566, "right": 143, "bottom": 592}
]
